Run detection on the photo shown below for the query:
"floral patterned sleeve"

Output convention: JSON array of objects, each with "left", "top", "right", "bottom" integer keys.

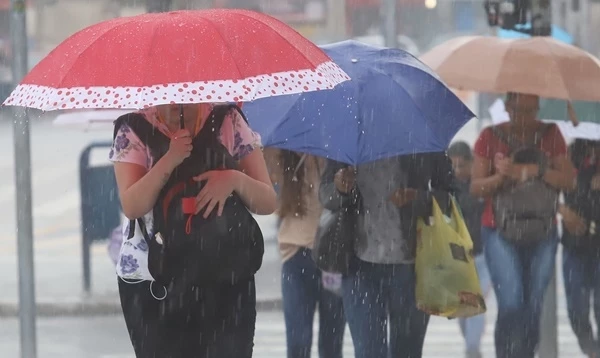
[
  {"left": 108, "top": 123, "right": 152, "bottom": 170},
  {"left": 230, "top": 110, "right": 262, "bottom": 161}
]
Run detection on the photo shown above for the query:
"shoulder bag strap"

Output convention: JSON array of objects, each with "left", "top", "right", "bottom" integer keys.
[
  {"left": 201, "top": 104, "right": 249, "bottom": 134},
  {"left": 126, "top": 218, "right": 152, "bottom": 241},
  {"left": 491, "top": 126, "right": 522, "bottom": 153},
  {"left": 113, "top": 112, "right": 170, "bottom": 164},
  {"left": 491, "top": 123, "right": 555, "bottom": 153}
]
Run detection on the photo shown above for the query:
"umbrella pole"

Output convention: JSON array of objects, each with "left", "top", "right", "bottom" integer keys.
[
  {"left": 179, "top": 104, "right": 185, "bottom": 129},
  {"left": 10, "top": 0, "right": 37, "bottom": 357},
  {"left": 382, "top": 0, "right": 397, "bottom": 48}
]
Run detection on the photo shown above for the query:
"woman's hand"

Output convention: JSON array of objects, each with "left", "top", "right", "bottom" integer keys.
[
  {"left": 165, "top": 129, "right": 192, "bottom": 167},
  {"left": 193, "top": 170, "right": 241, "bottom": 218},
  {"left": 511, "top": 164, "right": 540, "bottom": 182},
  {"left": 389, "top": 188, "right": 418, "bottom": 207},
  {"left": 495, "top": 154, "right": 539, "bottom": 183},
  {"left": 471, "top": 154, "right": 506, "bottom": 198},
  {"left": 494, "top": 154, "right": 512, "bottom": 177},
  {"left": 334, "top": 167, "right": 356, "bottom": 193}
]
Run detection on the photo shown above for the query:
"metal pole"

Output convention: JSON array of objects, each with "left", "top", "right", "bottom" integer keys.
[
  {"left": 530, "top": 0, "right": 557, "bottom": 355},
  {"left": 10, "top": 0, "right": 37, "bottom": 357},
  {"left": 326, "top": 0, "right": 347, "bottom": 42},
  {"left": 580, "top": 0, "right": 590, "bottom": 51},
  {"left": 382, "top": 0, "right": 397, "bottom": 47},
  {"left": 146, "top": 0, "right": 172, "bottom": 13},
  {"left": 80, "top": 147, "right": 92, "bottom": 293},
  {"left": 531, "top": 0, "right": 552, "bottom": 36}
]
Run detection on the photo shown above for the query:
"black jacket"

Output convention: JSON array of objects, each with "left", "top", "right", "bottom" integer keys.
[
  {"left": 454, "top": 179, "right": 484, "bottom": 256},
  {"left": 319, "top": 152, "right": 455, "bottom": 259},
  {"left": 563, "top": 163, "right": 600, "bottom": 254}
]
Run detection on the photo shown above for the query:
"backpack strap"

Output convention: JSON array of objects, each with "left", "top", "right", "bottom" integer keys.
[
  {"left": 537, "top": 122, "right": 556, "bottom": 140},
  {"left": 114, "top": 105, "right": 249, "bottom": 154},
  {"left": 490, "top": 126, "right": 519, "bottom": 153},
  {"left": 491, "top": 123, "right": 556, "bottom": 153},
  {"left": 199, "top": 104, "right": 248, "bottom": 136},
  {"left": 113, "top": 112, "right": 155, "bottom": 141},
  {"left": 113, "top": 105, "right": 250, "bottom": 164},
  {"left": 113, "top": 112, "right": 171, "bottom": 162},
  {"left": 126, "top": 217, "right": 151, "bottom": 241}
]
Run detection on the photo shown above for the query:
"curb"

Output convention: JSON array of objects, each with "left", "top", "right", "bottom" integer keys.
[{"left": 0, "top": 298, "right": 283, "bottom": 317}]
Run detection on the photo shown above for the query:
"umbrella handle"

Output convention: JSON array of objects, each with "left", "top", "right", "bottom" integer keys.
[
  {"left": 567, "top": 101, "right": 580, "bottom": 127},
  {"left": 179, "top": 104, "right": 185, "bottom": 129},
  {"left": 178, "top": 103, "right": 194, "bottom": 217}
]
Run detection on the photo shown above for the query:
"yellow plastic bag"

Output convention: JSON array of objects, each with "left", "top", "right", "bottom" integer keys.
[{"left": 415, "top": 196, "right": 487, "bottom": 318}]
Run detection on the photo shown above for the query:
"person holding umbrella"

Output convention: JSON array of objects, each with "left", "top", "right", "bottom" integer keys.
[
  {"left": 1, "top": 8, "right": 351, "bottom": 357},
  {"left": 471, "top": 92, "right": 576, "bottom": 358},
  {"left": 419, "top": 31, "right": 600, "bottom": 358},
  {"left": 110, "top": 102, "right": 276, "bottom": 357},
  {"left": 10, "top": 9, "right": 348, "bottom": 358},
  {"left": 243, "top": 40, "right": 474, "bottom": 358}
]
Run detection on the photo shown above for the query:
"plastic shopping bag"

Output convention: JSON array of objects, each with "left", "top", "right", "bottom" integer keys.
[{"left": 415, "top": 196, "right": 486, "bottom": 318}]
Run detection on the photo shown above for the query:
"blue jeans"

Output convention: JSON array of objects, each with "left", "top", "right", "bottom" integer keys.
[
  {"left": 458, "top": 254, "right": 492, "bottom": 354},
  {"left": 562, "top": 246, "right": 600, "bottom": 355},
  {"left": 282, "top": 248, "right": 346, "bottom": 358},
  {"left": 483, "top": 227, "right": 558, "bottom": 358},
  {"left": 342, "top": 257, "right": 429, "bottom": 358}
]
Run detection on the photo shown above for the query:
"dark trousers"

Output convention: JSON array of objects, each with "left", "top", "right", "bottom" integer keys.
[
  {"left": 342, "top": 257, "right": 429, "bottom": 358},
  {"left": 282, "top": 248, "right": 346, "bottom": 358},
  {"left": 118, "top": 276, "right": 256, "bottom": 358},
  {"left": 563, "top": 246, "right": 600, "bottom": 355}
]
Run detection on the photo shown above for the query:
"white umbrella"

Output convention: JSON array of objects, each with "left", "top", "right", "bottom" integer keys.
[
  {"left": 52, "top": 109, "right": 131, "bottom": 130},
  {"left": 488, "top": 99, "right": 600, "bottom": 141}
]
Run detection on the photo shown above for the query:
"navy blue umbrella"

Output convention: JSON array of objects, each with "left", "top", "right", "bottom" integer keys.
[{"left": 244, "top": 40, "right": 475, "bottom": 165}]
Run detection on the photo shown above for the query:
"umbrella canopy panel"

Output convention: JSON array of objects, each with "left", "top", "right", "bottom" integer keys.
[
  {"left": 244, "top": 40, "right": 474, "bottom": 165},
  {"left": 3, "top": 9, "right": 350, "bottom": 110},
  {"left": 420, "top": 36, "right": 600, "bottom": 102}
]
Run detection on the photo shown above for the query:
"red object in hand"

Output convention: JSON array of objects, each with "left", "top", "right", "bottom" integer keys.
[{"left": 182, "top": 197, "right": 196, "bottom": 215}]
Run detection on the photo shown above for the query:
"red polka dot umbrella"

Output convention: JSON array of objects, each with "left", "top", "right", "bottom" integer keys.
[{"left": 2, "top": 9, "right": 350, "bottom": 111}]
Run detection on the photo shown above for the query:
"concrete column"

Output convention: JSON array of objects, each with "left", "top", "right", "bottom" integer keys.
[
  {"left": 325, "top": 0, "right": 346, "bottom": 42},
  {"left": 579, "top": 0, "right": 591, "bottom": 50}
]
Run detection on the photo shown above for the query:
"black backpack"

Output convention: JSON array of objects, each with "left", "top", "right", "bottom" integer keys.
[
  {"left": 113, "top": 105, "right": 264, "bottom": 288},
  {"left": 491, "top": 124, "right": 559, "bottom": 244}
]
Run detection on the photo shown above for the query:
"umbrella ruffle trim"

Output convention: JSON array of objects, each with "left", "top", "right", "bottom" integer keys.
[{"left": 3, "top": 61, "right": 350, "bottom": 110}]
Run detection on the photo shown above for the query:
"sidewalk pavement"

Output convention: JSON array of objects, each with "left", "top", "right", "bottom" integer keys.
[
  {"left": 0, "top": 214, "right": 283, "bottom": 317},
  {"left": 0, "top": 311, "right": 586, "bottom": 357}
]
